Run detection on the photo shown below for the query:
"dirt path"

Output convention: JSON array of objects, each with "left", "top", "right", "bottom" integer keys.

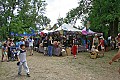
[{"left": 0, "top": 51, "right": 120, "bottom": 80}]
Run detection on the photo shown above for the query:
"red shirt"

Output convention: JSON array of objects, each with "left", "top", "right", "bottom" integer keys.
[{"left": 100, "top": 39, "right": 104, "bottom": 47}]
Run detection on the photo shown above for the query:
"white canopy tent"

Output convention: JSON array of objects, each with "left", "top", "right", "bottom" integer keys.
[
  {"left": 41, "top": 29, "right": 54, "bottom": 33},
  {"left": 55, "top": 23, "right": 81, "bottom": 32}
]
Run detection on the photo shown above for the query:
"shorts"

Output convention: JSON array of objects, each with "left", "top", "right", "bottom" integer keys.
[
  {"left": 44, "top": 47, "right": 48, "bottom": 51},
  {"left": 29, "top": 46, "right": 33, "bottom": 50},
  {"left": 4, "top": 52, "right": 7, "bottom": 55},
  {"left": 101, "top": 46, "right": 105, "bottom": 50}
]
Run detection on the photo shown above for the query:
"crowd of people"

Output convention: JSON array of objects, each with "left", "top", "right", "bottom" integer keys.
[
  {"left": 1, "top": 37, "right": 34, "bottom": 62},
  {"left": 1, "top": 31, "right": 120, "bottom": 61}
]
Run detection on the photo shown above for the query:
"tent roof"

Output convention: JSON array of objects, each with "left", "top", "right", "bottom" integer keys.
[
  {"left": 41, "top": 29, "right": 54, "bottom": 33},
  {"left": 55, "top": 23, "right": 81, "bottom": 32},
  {"left": 81, "top": 27, "right": 103, "bottom": 35}
]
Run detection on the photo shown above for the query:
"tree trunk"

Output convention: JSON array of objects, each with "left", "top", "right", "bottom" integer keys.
[
  {"left": 109, "top": 18, "right": 118, "bottom": 37},
  {"left": 114, "top": 18, "right": 119, "bottom": 36}
]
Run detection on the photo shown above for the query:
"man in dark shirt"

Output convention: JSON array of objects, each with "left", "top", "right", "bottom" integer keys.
[
  {"left": 43, "top": 37, "right": 48, "bottom": 55},
  {"left": 47, "top": 36, "right": 53, "bottom": 56}
]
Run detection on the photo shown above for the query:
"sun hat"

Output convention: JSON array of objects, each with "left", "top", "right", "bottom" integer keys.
[
  {"left": 95, "top": 34, "right": 97, "bottom": 36},
  {"left": 100, "top": 36, "right": 103, "bottom": 39}
]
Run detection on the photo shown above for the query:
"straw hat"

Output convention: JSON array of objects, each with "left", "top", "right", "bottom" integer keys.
[
  {"left": 92, "top": 45, "right": 95, "bottom": 48},
  {"left": 21, "top": 38, "right": 24, "bottom": 40}
]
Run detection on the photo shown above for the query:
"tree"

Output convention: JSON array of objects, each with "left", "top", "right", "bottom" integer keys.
[
  {"left": 89, "top": 0, "right": 120, "bottom": 37},
  {"left": 65, "top": 0, "right": 120, "bottom": 37},
  {"left": 57, "top": 17, "right": 64, "bottom": 27},
  {"left": 65, "top": 0, "right": 92, "bottom": 24},
  {"left": 0, "top": 0, "right": 49, "bottom": 39}
]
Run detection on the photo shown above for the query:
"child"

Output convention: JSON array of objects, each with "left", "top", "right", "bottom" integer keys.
[
  {"left": 1, "top": 43, "right": 8, "bottom": 62},
  {"left": 17, "top": 44, "right": 30, "bottom": 77},
  {"left": 91, "top": 45, "right": 99, "bottom": 52},
  {"left": 72, "top": 43, "right": 78, "bottom": 59},
  {"left": 90, "top": 45, "right": 99, "bottom": 59}
]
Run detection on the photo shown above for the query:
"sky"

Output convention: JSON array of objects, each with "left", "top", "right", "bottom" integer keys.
[{"left": 45, "top": 0, "right": 79, "bottom": 26}]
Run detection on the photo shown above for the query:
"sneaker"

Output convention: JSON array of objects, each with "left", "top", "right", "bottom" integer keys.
[
  {"left": 18, "top": 73, "right": 21, "bottom": 76},
  {"left": 27, "top": 73, "right": 30, "bottom": 77}
]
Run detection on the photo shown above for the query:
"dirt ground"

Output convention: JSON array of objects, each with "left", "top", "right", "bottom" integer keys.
[{"left": 0, "top": 50, "right": 120, "bottom": 80}]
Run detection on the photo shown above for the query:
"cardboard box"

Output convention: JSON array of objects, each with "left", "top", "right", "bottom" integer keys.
[{"left": 66, "top": 47, "right": 71, "bottom": 56}]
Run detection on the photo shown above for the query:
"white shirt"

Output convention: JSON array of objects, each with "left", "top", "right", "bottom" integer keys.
[
  {"left": 29, "top": 39, "right": 34, "bottom": 47},
  {"left": 17, "top": 50, "right": 27, "bottom": 62}
]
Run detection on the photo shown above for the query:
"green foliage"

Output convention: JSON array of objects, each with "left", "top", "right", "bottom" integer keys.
[
  {"left": 57, "top": 17, "right": 64, "bottom": 26},
  {"left": 0, "top": 0, "right": 50, "bottom": 40},
  {"left": 65, "top": 0, "right": 120, "bottom": 37},
  {"left": 65, "top": 0, "right": 92, "bottom": 25},
  {"left": 89, "top": 0, "right": 120, "bottom": 37}
]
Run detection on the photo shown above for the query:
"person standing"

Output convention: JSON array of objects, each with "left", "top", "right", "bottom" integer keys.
[
  {"left": 43, "top": 37, "right": 48, "bottom": 55},
  {"left": 9, "top": 39, "right": 15, "bottom": 61},
  {"left": 29, "top": 37, "right": 34, "bottom": 56},
  {"left": 72, "top": 43, "right": 78, "bottom": 59},
  {"left": 19, "top": 38, "right": 25, "bottom": 48},
  {"left": 6, "top": 38, "right": 11, "bottom": 61},
  {"left": 48, "top": 36, "right": 53, "bottom": 56},
  {"left": 99, "top": 36, "right": 105, "bottom": 56},
  {"left": 93, "top": 34, "right": 99, "bottom": 49},
  {"left": 17, "top": 44, "right": 30, "bottom": 77},
  {"left": 1, "top": 43, "right": 8, "bottom": 62}
]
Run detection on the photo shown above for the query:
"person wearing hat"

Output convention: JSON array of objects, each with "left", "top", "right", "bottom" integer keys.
[
  {"left": 19, "top": 38, "right": 25, "bottom": 48},
  {"left": 99, "top": 36, "right": 105, "bottom": 56},
  {"left": 109, "top": 34, "right": 120, "bottom": 74},
  {"left": 92, "top": 34, "right": 99, "bottom": 49}
]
